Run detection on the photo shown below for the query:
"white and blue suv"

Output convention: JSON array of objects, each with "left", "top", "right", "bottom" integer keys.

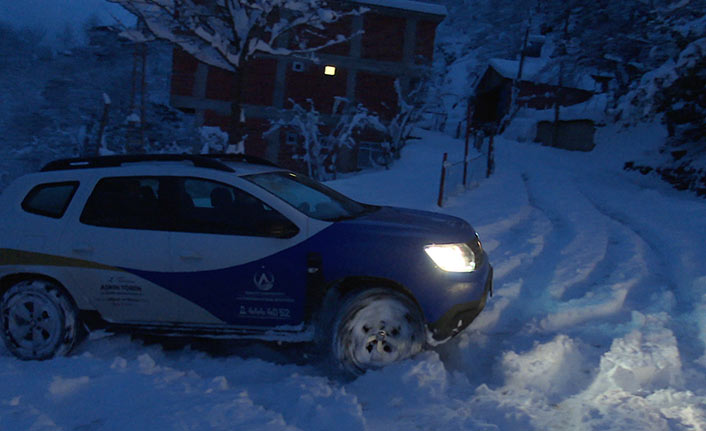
[{"left": 0, "top": 154, "right": 492, "bottom": 374}]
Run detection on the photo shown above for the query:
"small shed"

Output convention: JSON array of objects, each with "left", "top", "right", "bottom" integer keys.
[
  {"left": 471, "top": 57, "right": 600, "bottom": 151},
  {"left": 535, "top": 120, "right": 596, "bottom": 151}
]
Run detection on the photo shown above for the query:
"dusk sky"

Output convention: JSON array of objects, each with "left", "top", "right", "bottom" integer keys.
[{"left": 0, "top": 0, "right": 134, "bottom": 45}]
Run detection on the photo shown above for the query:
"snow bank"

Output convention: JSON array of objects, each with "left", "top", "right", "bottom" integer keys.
[
  {"left": 500, "top": 335, "right": 588, "bottom": 401},
  {"left": 465, "top": 314, "right": 704, "bottom": 430}
]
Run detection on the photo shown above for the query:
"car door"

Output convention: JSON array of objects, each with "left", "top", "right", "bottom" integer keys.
[
  {"left": 166, "top": 176, "right": 308, "bottom": 328},
  {"left": 58, "top": 176, "right": 203, "bottom": 324}
]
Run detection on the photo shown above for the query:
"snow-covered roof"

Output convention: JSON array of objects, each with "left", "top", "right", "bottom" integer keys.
[
  {"left": 515, "top": 93, "right": 610, "bottom": 123},
  {"left": 352, "top": 0, "right": 447, "bottom": 16},
  {"left": 489, "top": 58, "right": 549, "bottom": 82},
  {"left": 488, "top": 58, "right": 596, "bottom": 91}
]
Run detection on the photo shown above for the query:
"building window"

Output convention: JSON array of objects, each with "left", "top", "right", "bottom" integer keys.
[
  {"left": 286, "top": 132, "right": 299, "bottom": 146},
  {"left": 415, "top": 20, "right": 439, "bottom": 64},
  {"left": 285, "top": 64, "right": 348, "bottom": 113},
  {"left": 324, "top": 65, "right": 337, "bottom": 76},
  {"left": 355, "top": 72, "right": 397, "bottom": 120},
  {"left": 362, "top": 14, "right": 405, "bottom": 62}
]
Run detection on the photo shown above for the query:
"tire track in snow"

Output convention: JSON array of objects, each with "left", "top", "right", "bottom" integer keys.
[
  {"left": 535, "top": 190, "right": 654, "bottom": 335},
  {"left": 490, "top": 171, "right": 591, "bottom": 332},
  {"left": 573, "top": 181, "right": 706, "bottom": 369},
  {"left": 520, "top": 171, "right": 613, "bottom": 304},
  {"left": 455, "top": 174, "right": 555, "bottom": 341},
  {"left": 557, "top": 223, "right": 644, "bottom": 304},
  {"left": 578, "top": 183, "right": 675, "bottom": 311},
  {"left": 484, "top": 205, "right": 550, "bottom": 283},
  {"left": 527, "top": 178, "right": 651, "bottom": 335},
  {"left": 481, "top": 165, "right": 651, "bottom": 339}
]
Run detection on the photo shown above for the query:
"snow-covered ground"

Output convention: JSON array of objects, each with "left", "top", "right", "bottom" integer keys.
[{"left": 2, "top": 126, "right": 705, "bottom": 430}]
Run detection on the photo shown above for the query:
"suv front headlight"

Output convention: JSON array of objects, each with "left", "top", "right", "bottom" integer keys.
[{"left": 424, "top": 243, "right": 477, "bottom": 272}]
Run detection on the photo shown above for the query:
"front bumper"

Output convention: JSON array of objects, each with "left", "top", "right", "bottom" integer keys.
[{"left": 428, "top": 265, "right": 493, "bottom": 342}]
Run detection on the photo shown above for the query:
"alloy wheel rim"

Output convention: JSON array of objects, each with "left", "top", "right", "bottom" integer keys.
[
  {"left": 343, "top": 298, "right": 420, "bottom": 370},
  {"left": 4, "top": 291, "right": 63, "bottom": 358}
]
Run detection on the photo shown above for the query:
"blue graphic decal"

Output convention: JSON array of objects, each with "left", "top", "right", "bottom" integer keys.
[{"left": 122, "top": 206, "right": 491, "bottom": 326}]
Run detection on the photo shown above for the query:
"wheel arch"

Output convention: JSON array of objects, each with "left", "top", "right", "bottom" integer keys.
[
  {"left": 0, "top": 271, "right": 88, "bottom": 359},
  {"left": 0, "top": 272, "right": 79, "bottom": 310},
  {"left": 317, "top": 276, "right": 424, "bottom": 321}
]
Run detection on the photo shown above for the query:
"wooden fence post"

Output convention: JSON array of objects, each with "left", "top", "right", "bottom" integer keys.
[
  {"left": 486, "top": 135, "right": 495, "bottom": 178},
  {"left": 437, "top": 152, "right": 448, "bottom": 207}
]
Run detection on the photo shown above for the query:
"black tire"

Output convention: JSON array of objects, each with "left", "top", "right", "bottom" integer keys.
[
  {"left": 1, "top": 279, "right": 83, "bottom": 360},
  {"left": 330, "top": 288, "right": 426, "bottom": 375}
]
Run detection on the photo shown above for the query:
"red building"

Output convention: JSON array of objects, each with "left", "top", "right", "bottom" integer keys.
[{"left": 169, "top": 0, "right": 447, "bottom": 167}]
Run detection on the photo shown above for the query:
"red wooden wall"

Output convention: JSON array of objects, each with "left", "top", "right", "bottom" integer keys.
[{"left": 169, "top": 9, "right": 443, "bottom": 165}]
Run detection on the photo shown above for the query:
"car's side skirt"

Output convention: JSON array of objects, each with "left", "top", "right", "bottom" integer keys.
[{"left": 80, "top": 311, "right": 315, "bottom": 342}]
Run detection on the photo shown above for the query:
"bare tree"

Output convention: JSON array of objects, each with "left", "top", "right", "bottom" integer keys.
[{"left": 109, "top": 0, "right": 364, "bottom": 147}]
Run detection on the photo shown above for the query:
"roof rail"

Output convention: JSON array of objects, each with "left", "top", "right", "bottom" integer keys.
[
  {"left": 200, "top": 153, "right": 280, "bottom": 167},
  {"left": 40, "top": 154, "right": 235, "bottom": 173}
]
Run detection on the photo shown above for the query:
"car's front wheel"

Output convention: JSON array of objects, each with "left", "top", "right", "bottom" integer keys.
[
  {"left": 1, "top": 279, "right": 82, "bottom": 360},
  {"left": 331, "top": 288, "right": 426, "bottom": 375}
]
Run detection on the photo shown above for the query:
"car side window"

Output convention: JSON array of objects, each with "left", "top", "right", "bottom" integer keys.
[
  {"left": 178, "top": 178, "right": 298, "bottom": 238},
  {"left": 80, "top": 177, "right": 171, "bottom": 230},
  {"left": 21, "top": 181, "right": 79, "bottom": 218}
]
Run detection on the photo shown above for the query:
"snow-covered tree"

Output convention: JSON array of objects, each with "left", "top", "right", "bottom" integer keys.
[
  {"left": 434, "top": 0, "right": 538, "bottom": 135},
  {"left": 439, "top": 0, "right": 535, "bottom": 69},
  {"left": 387, "top": 78, "right": 427, "bottom": 158},
  {"left": 267, "top": 98, "right": 385, "bottom": 180},
  {"left": 109, "top": 0, "right": 364, "bottom": 147},
  {"left": 621, "top": 10, "right": 705, "bottom": 195}
]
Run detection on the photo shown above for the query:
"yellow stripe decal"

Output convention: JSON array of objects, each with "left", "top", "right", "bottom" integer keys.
[{"left": 0, "top": 248, "right": 120, "bottom": 272}]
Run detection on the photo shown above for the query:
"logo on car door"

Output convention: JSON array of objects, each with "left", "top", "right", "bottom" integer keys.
[{"left": 253, "top": 270, "right": 275, "bottom": 291}]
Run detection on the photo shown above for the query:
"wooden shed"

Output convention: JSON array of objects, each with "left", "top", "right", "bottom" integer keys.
[{"left": 471, "top": 57, "right": 599, "bottom": 151}]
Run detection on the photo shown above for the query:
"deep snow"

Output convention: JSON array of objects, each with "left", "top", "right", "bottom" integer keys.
[{"left": 2, "top": 126, "right": 706, "bottom": 430}]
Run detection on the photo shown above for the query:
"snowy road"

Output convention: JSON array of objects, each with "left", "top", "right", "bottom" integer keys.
[{"left": 2, "top": 126, "right": 705, "bottom": 430}]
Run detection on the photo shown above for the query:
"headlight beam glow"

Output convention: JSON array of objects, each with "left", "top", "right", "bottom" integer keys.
[{"left": 424, "top": 243, "right": 476, "bottom": 272}]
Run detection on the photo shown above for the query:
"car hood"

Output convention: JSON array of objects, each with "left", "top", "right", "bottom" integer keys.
[{"left": 338, "top": 206, "right": 477, "bottom": 243}]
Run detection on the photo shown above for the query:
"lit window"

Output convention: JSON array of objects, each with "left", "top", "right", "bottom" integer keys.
[{"left": 324, "top": 65, "right": 336, "bottom": 76}]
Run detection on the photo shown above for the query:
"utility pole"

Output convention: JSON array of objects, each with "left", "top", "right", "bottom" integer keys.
[{"left": 551, "top": 7, "right": 571, "bottom": 148}]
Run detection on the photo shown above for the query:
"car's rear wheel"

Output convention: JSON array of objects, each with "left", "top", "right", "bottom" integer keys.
[
  {"left": 1, "top": 279, "right": 82, "bottom": 360},
  {"left": 331, "top": 288, "right": 426, "bottom": 375}
]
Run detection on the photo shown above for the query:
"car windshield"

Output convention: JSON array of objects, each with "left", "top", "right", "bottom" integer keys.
[{"left": 244, "top": 171, "right": 375, "bottom": 221}]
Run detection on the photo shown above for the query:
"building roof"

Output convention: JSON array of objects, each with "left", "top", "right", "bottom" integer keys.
[
  {"left": 488, "top": 58, "right": 596, "bottom": 91},
  {"left": 353, "top": 0, "right": 447, "bottom": 16},
  {"left": 489, "top": 58, "right": 550, "bottom": 82}
]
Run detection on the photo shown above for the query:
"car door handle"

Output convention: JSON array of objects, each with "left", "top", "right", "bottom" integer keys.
[
  {"left": 178, "top": 251, "right": 202, "bottom": 261},
  {"left": 72, "top": 244, "right": 94, "bottom": 254}
]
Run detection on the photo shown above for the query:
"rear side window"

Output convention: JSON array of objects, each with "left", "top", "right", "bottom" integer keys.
[
  {"left": 80, "top": 177, "right": 169, "bottom": 230},
  {"left": 21, "top": 181, "right": 79, "bottom": 218}
]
